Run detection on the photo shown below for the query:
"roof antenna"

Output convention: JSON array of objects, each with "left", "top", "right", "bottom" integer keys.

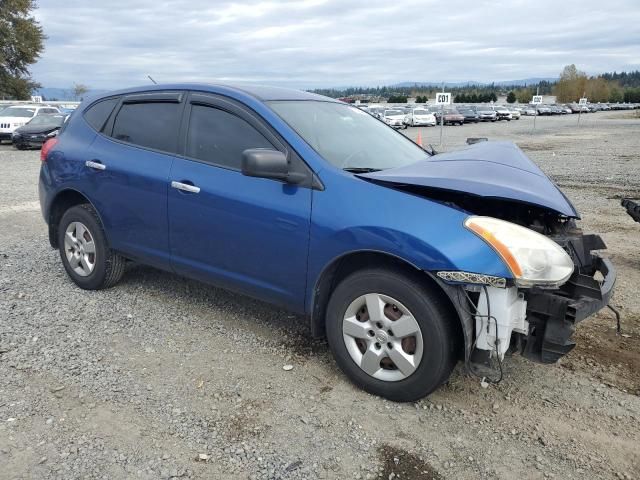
[{"left": 148, "top": 75, "right": 157, "bottom": 85}]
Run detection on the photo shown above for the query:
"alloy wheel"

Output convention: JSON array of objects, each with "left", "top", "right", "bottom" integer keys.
[{"left": 64, "top": 221, "right": 96, "bottom": 276}]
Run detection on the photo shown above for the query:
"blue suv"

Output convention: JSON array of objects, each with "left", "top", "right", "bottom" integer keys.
[{"left": 39, "top": 84, "right": 615, "bottom": 401}]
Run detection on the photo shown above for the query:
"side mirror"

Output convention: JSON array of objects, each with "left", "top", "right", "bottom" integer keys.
[{"left": 241, "top": 149, "right": 306, "bottom": 184}]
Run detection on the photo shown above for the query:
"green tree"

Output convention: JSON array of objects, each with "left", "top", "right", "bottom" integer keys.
[
  {"left": 609, "top": 87, "right": 623, "bottom": 103},
  {"left": 0, "top": 0, "right": 45, "bottom": 99},
  {"left": 506, "top": 91, "right": 516, "bottom": 103},
  {"left": 387, "top": 95, "right": 407, "bottom": 103},
  {"left": 555, "top": 64, "right": 588, "bottom": 103},
  {"left": 516, "top": 88, "right": 532, "bottom": 103}
]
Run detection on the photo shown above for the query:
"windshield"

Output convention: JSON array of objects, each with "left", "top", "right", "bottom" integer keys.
[
  {"left": 2, "top": 107, "right": 36, "bottom": 118},
  {"left": 413, "top": 109, "right": 429, "bottom": 115},
  {"left": 384, "top": 110, "right": 403, "bottom": 116},
  {"left": 27, "top": 115, "right": 66, "bottom": 126},
  {"left": 268, "top": 101, "right": 430, "bottom": 170}
]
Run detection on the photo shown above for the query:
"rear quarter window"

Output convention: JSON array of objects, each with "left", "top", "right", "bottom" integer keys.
[{"left": 84, "top": 97, "right": 120, "bottom": 132}]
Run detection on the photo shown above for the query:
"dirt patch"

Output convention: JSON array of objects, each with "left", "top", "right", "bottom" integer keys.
[
  {"left": 378, "top": 444, "right": 443, "bottom": 480},
  {"left": 562, "top": 314, "right": 640, "bottom": 395},
  {"left": 517, "top": 142, "right": 556, "bottom": 151}
]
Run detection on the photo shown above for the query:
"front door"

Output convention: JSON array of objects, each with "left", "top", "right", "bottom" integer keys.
[{"left": 168, "top": 94, "right": 312, "bottom": 311}]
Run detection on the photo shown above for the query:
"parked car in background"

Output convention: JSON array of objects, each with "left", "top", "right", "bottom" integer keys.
[
  {"left": 493, "top": 106, "right": 513, "bottom": 121},
  {"left": 559, "top": 105, "right": 573, "bottom": 114},
  {"left": 12, "top": 114, "right": 68, "bottom": 150},
  {"left": 0, "top": 105, "right": 60, "bottom": 142},
  {"left": 404, "top": 108, "right": 436, "bottom": 127},
  {"left": 38, "top": 83, "right": 616, "bottom": 402},
  {"left": 457, "top": 107, "right": 480, "bottom": 123},
  {"left": 472, "top": 105, "right": 498, "bottom": 122},
  {"left": 507, "top": 107, "right": 521, "bottom": 119},
  {"left": 382, "top": 109, "right": 407, "bottom": 129},
  {"left": 433, "top": 107, "right": 464, "bottom": 125},
  {"left": 569, "top": 104, "right": 589, "bottom": 113},
  {"left": 521, "top": 105, "right": 537, "bottom": 116},
  {"left": 536, "top": 105, "right": 552, "bottom": 115}
]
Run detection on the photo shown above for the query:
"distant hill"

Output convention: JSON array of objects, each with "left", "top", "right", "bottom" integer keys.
[
  {"left": 392, "top": 78, "right": 556, "bottom": 88},
  {"left": 34, "top": 87, "right": 108, "bottom": 101}
]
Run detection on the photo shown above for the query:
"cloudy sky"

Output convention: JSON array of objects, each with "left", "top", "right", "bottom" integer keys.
[{"left": 32, "top": 0, "right": 640, "bottom": 90}]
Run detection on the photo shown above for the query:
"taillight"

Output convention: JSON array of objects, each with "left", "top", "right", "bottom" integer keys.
[{"left": 41, "top": 138, "right": 58, "bottom": 162}]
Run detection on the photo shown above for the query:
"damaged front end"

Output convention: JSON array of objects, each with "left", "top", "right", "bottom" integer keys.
[
  {"left": 359, "top": 141, "right": 617, "bottom": 374},
  {"left": 448, "top": 231, "right": 616, "bottom": 375}
]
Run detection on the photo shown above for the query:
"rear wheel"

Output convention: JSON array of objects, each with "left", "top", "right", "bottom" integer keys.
[
  {"left": 325, "top": 267, "right": 458, "bottom": 401},
  {"left": 57, "top": 204, "right": 125, "bottom": 290}
]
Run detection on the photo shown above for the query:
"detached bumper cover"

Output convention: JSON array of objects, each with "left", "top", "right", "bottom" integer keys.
[
  {"left": 521, "top": 241, "right": 616, "bottom": 364},
  {"left": 622, "top": 199, "right": 640, "bottom": 223}
]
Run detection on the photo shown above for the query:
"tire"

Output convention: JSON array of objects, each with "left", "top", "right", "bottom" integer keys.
[
  {"left": 57, "top": 204, "right": 125, "bottom": 290},
  {"left": 325, "top": 267, "right": 459, "bottom": 402}
]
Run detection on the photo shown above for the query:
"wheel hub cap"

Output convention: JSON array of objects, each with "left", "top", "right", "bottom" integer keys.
[{"left": 342, "top": 293, "right": 424, "bottom": 382}]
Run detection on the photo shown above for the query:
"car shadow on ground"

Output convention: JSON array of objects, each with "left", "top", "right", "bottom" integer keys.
[{"left": 117, "top": 262, "right": 330, "bottom": 360}]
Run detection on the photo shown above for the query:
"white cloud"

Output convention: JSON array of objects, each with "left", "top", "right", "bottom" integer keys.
[{"left": 31, "top": 0, "right": 640, "bottom": 89}]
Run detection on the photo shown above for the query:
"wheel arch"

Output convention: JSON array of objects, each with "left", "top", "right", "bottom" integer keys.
[
  {"left": 309, "top": 250, "right": 468, "bottom": 357},
  {"left": 47, "top": 189, "right": 107, "bottom": 249}
]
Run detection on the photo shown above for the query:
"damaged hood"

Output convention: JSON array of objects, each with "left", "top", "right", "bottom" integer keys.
[{"left": 359, "top": 141, "right": 578, "bottom": 217}]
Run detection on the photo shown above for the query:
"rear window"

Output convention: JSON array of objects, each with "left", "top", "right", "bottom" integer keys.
[
  {"left": 84, "top": 97, "right": 119, "bottom": 132},
  {"left": 3, "top": 107, "right": 36, "bottom": 118},
  {"left": 111, "top": 102, "right": 180, "bottom": 153}
]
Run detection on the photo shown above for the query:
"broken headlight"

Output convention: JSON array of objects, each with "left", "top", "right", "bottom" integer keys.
[{"left": 465, "top": 216, "right": 574, "bottom": 288}]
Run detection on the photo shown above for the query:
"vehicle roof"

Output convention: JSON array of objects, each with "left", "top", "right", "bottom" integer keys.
[{"left": 90, "top": 83, "right": 339, "bottom": 103}]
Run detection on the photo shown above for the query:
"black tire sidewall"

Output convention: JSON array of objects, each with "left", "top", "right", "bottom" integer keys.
[
  {"left": 57, "top": 205, "right": 109, "bottom": 290},
  {"left": 326, "top": 269, "right": 455, "bottom": 402}
]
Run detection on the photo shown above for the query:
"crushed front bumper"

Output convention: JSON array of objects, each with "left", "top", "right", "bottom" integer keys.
[{"left": 520, "top": 235, "right": 616, "bottom": 364}]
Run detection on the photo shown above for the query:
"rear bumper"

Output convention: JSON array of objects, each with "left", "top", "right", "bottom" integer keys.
[{"left": 521, "top": 251, "right": 616, "bottom": 364}]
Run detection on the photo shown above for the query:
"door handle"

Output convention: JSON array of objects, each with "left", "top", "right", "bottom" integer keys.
[
  {"left": 171, "top": 181, "right": 200, "bottom": 194},
  {"left": 85, "top": 160, "right": 106, "bottom": 171}
]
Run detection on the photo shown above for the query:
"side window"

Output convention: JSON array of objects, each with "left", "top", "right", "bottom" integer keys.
[
  {"left": 84, "top": 97, "right": 119, "bottom": 132},
  {"left": 111, "top": 102, "right": 180, "bottom": 153},
  {"left": 186, "top": 104, "right": 273, "bottom": 169}
]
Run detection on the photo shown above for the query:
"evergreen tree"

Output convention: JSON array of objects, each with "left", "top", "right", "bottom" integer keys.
[
  {"left": 506, "top": 91, "right": 516, "bottom": 103},
  {"left": 0, "top": 0, "right": 45, "bottom": 99}
]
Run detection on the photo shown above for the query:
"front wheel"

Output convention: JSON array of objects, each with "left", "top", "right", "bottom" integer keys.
[
  {"left": 325, "top": 267, "right": 459, "bottom": 401},
  {"left": 57, "top": 204, "right": 126, "bottom": 290}
]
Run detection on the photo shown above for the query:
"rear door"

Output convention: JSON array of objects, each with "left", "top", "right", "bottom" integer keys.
[
  {"left": 168, "top": 93, "right": 312, "bottom": 310},
  {"left": 85, "top": 91, "right": 185, "bottom": 268}
]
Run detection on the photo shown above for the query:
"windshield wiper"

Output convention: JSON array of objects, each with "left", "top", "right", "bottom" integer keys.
[{"left": 343, "top": 167, "right": 382, "bottom": 173}]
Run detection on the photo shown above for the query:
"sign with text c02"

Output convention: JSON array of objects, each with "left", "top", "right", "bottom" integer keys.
[
  {"left": 578, "top": 97, "right": 588, "bottom": 105},
  {"left": 531, "top": 95, "right": 543, "bottom": 104}
]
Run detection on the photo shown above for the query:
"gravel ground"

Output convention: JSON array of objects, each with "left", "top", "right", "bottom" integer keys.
[{"left": 0, "top": 111, "right": 639, "bottom": 480}]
